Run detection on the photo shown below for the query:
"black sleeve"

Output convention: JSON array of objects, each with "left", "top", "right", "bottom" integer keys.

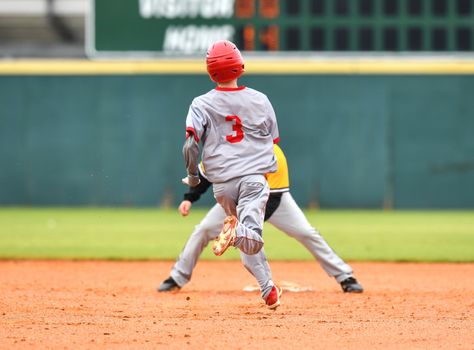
[
  {"left": 264, "top": 193, "right": 283, "bottom": 221},
  {"left": 183, "top": 172, "right": 212, "bottom": 203}
]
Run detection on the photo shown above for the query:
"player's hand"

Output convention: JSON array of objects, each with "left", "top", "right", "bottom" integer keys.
[
  {"left": 178, "top": 200, "right": 192, "bottom": 216},
  {"left": 182, "top": 174, "right": 200, "bottom": 187}
]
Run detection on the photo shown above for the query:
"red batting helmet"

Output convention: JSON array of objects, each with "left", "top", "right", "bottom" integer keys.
[{"left": 206, "top": 40, "right": 245, "bottom": 83}]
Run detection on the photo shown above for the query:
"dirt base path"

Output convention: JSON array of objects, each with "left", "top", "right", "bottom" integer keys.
[{"left": 1, "top": 261, "right": 473, "bottom": 350}]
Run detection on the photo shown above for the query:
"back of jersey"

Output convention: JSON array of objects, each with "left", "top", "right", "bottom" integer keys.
[{"left": 186, "top": 86, "right": 279, "bottom": 183}]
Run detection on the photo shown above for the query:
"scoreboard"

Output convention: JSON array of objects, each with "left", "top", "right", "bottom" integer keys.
[
  {"left": 89, "top": 0, "right": 285, "bottom": 55},
  {"left": 88, "top": 0, "right": 474, "bottom": 56}
]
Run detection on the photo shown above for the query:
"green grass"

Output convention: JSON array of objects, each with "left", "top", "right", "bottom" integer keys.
[{"left": 0, "top": 208, "right": 473, "bottom": 262}]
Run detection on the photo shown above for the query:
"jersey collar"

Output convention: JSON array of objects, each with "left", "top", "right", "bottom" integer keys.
[{"left": 215, "top": 86, "right": 246, "bottom": 91}]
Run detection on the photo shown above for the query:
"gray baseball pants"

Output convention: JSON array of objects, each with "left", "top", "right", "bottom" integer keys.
[
  {"left": 212, "top": 174, "right": 269, "bottom": 256},
  {"left": 170, "top": 191, "right": 353, "bottom": 297}
]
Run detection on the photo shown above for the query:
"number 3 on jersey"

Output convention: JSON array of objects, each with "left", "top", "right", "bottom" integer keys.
[{"left": 225, "top": 115, "right": 244, "bottom": 143}]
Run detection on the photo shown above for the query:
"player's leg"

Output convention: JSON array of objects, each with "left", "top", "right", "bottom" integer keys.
[
  {"left": 239, "top": 249, "right": 275, "bottom": 301},
  {"left": 234, "top": 174, "right": 269, "bottom": 255},
  {"left": 267, "top": 192, "right": 354, "bottom": 282},
  {"left": 237, "top": 175, "right": 281, "bottom": 307},
  {"left": 213, "top": 177, "right": 265, "bottom": 255},
  {"left": 214, "top": 176, "right": 281, "bottom": 307},
  {"left": 159, "top": 204, "right": 226, "bottom": 291}
]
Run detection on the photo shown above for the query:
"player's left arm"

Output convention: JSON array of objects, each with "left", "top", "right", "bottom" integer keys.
[{"left": 264, "top": 97, "right": 280, "bottom": 144}]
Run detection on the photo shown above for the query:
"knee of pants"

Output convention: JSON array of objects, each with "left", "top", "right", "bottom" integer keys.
[
  {"left": 239, "top": 221, "right": 262, "bottom": 236},
  {"left": 246, "top": 245, "right": 263, "bottom": 255},
  {"left": 236, "top": 238, "right": 264, "bottom": 255}
]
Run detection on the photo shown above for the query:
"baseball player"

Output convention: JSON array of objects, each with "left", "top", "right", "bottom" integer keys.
[
  {"left": 159, "top": 144, "right": 363, "bottom": 295},
  {"left": 181, "top": 40, "right": 281, "bottom": 309}
]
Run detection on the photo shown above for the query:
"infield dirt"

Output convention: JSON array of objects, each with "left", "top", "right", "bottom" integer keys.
[{"left": 1, "top": 261, "right": 473, "bottom": 349}]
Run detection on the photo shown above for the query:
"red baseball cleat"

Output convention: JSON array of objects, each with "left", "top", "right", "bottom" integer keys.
[
  {"left": 212, "top": 215, "right": 237, "bottom": 256},
  {"left": 265, "top": 285, "right": 282, "bottom": 310}
]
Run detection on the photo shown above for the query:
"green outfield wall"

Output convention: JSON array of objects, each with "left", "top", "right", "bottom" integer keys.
[{"left": 0, "top": 61, "right": 473, "bottom": 208}]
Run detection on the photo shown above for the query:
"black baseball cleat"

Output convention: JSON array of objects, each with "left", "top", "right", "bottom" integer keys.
[
  {"left": 157, "top": 277, "right": 181, "bottom": 292},
  {"left": 340, "top": 277, "right": 364, "bottom": 293}
]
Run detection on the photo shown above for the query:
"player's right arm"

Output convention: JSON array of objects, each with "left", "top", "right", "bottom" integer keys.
[
  {"left": 182, "top": 135, "right": 200, "bottom": 186},
  {"left": 182, "top": 100, "right": 206, "bottom": 187}
]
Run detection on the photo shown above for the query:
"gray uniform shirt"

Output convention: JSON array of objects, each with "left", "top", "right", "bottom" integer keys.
[{"left": 186, "top": 86, "right": 279, "bottom": 183}]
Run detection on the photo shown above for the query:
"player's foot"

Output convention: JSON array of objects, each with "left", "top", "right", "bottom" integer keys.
[
  {"left": 265, "top": 285, "right": 282, "bottom": 310},
  {"left": 212, "top": 215, "right": 237, "bottom": 256},
  {"left": 157, "top": 276, "right": 181, "bottom": 292},
  {"left": 340, "top": 277, "right": 364, "bottom": 293}
]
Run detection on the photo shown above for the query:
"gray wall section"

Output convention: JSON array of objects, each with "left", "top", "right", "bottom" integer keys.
[
  {"left": 265, "top": 76, "right": 388, "bottom": 208},
  {"left": 0, "top": 74, "right": 473, "bottom": 208},
  {"left": 390, "top": 76, "right": 474, "bottom": 208}
]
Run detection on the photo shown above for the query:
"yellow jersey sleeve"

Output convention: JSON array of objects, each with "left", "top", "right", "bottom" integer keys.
[{"left": 266, "top": 144, "right": 290, "bottom": 192}]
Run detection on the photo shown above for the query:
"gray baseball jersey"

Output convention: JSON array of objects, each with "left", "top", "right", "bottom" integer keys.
[{"left": 185, "top": 86, "right": 279, "bottom": 183}]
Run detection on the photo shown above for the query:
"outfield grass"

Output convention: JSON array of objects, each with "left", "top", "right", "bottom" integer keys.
[{"left": 0, "top": 208, "right": 473, "bottom": 262}]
